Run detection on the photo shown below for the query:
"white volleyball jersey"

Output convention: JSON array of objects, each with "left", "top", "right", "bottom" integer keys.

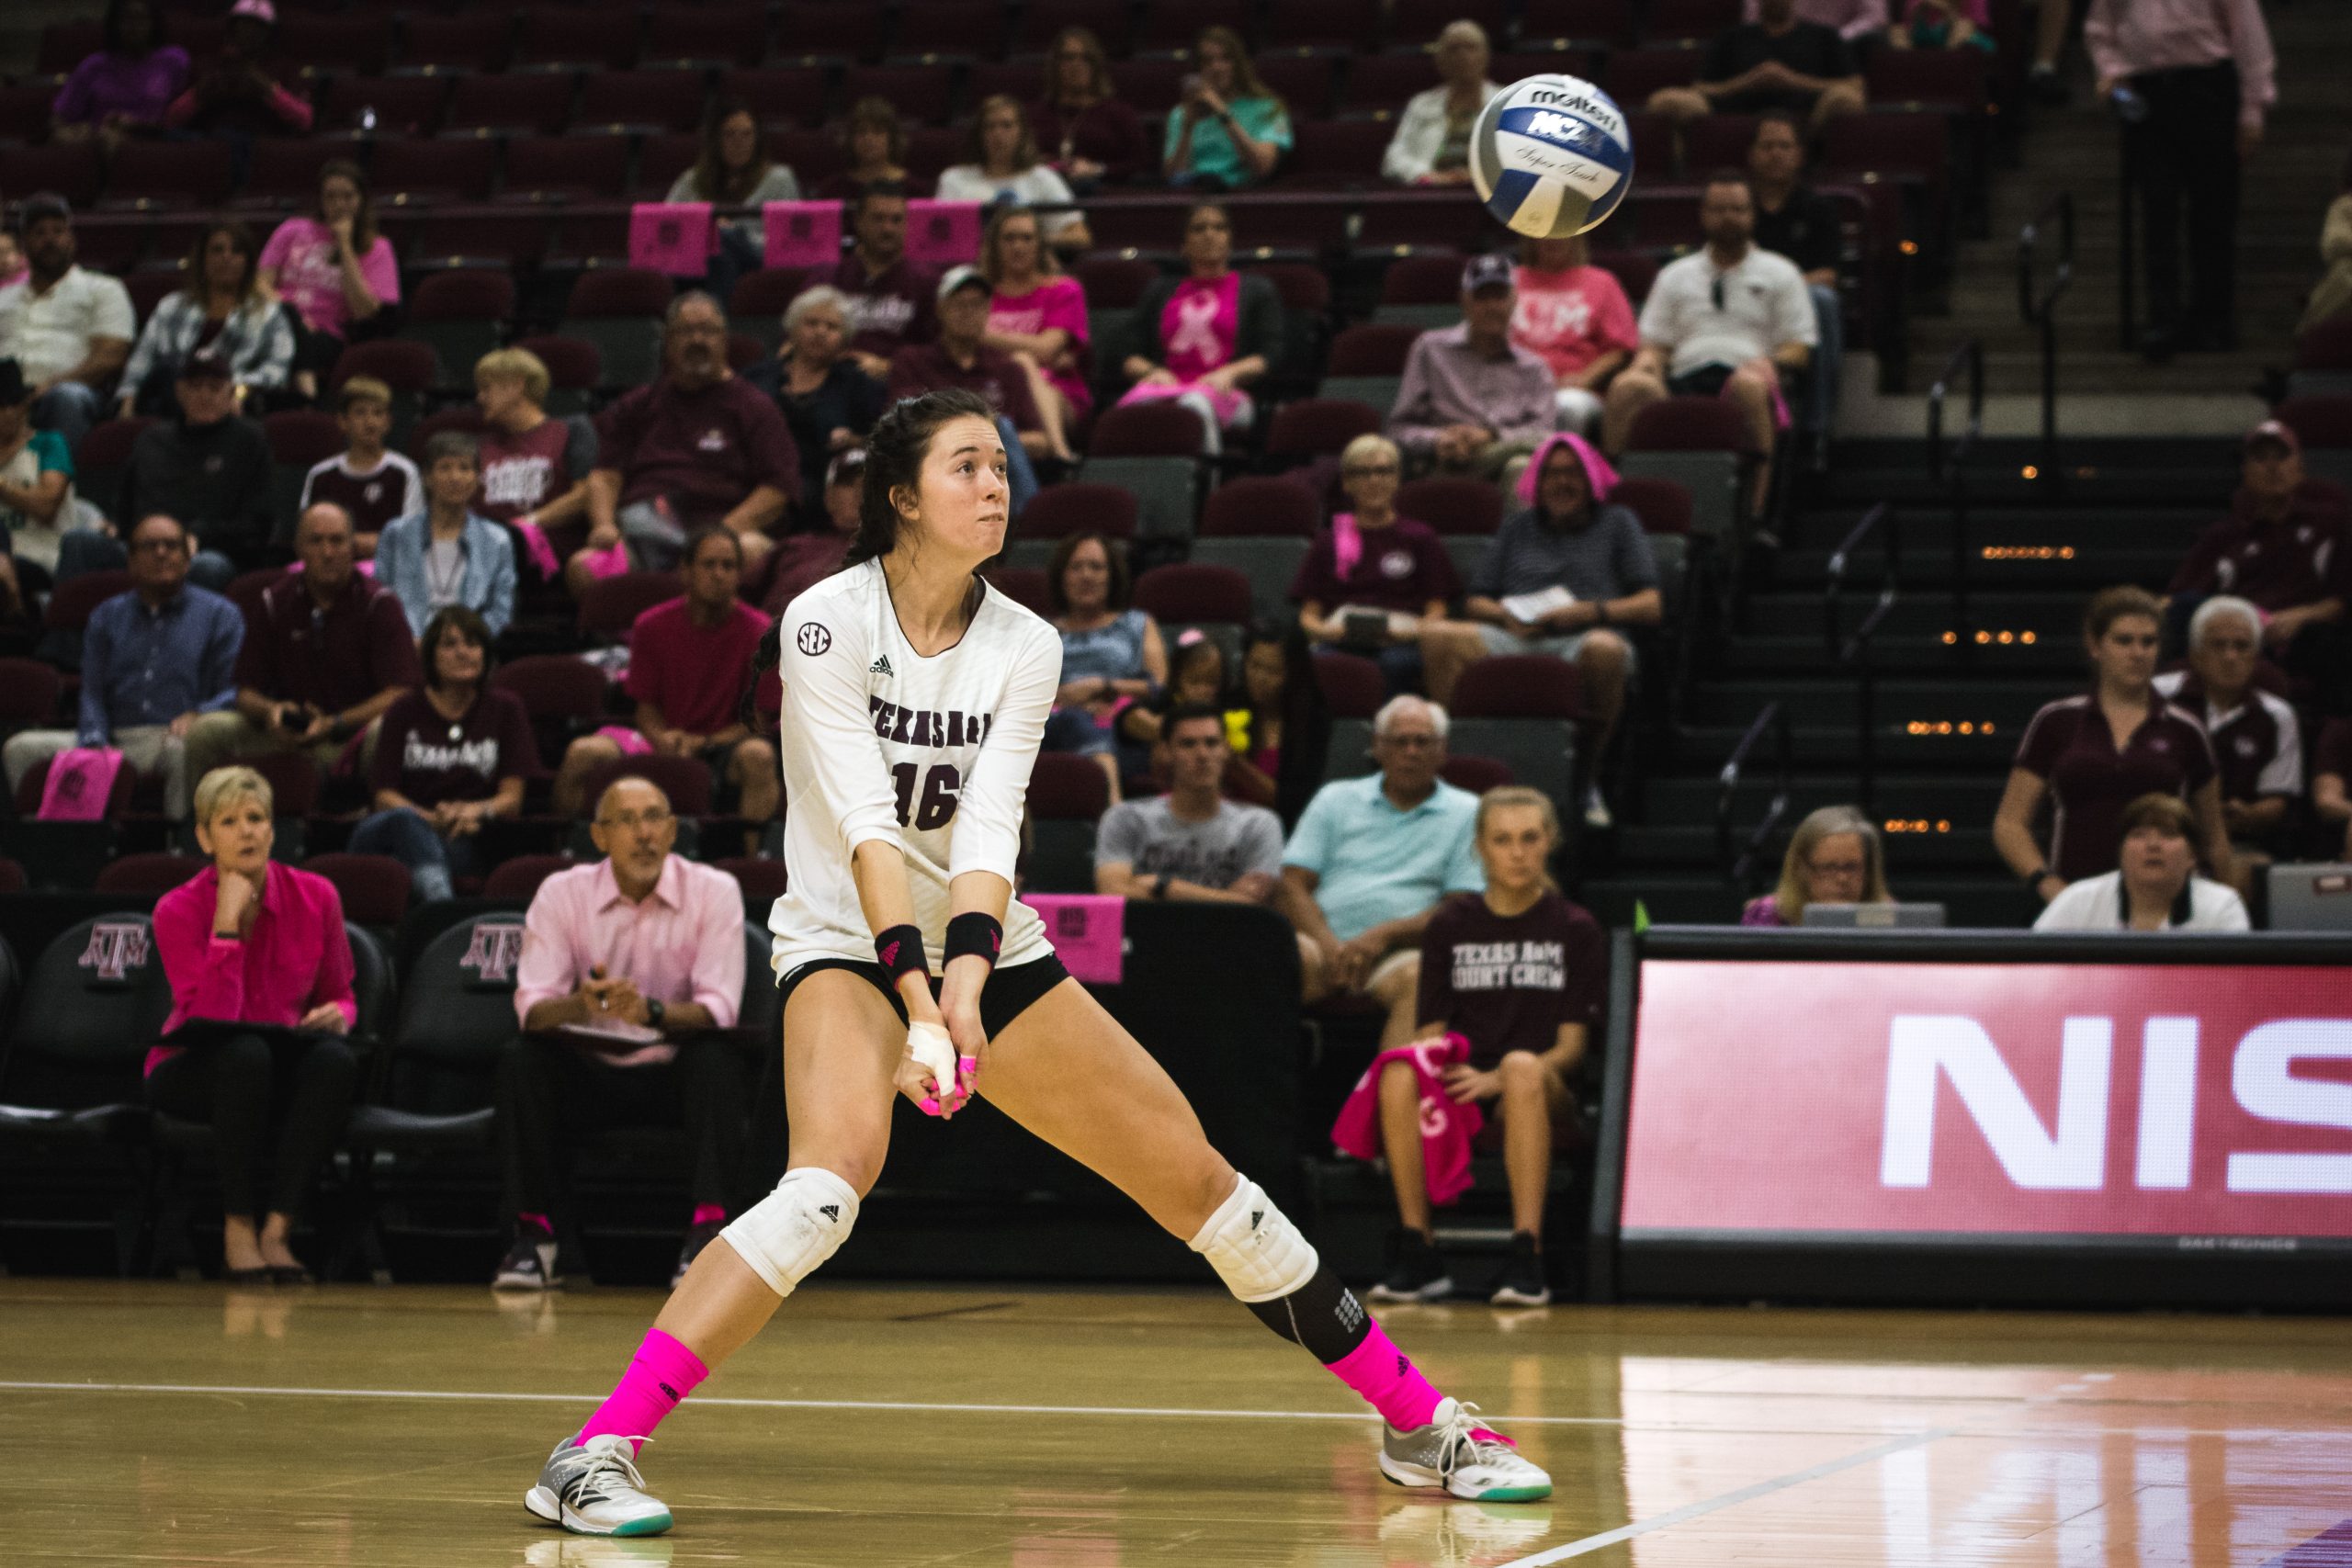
[{"left": 768, "top": 558, "right": 1064, "bottom": 979}]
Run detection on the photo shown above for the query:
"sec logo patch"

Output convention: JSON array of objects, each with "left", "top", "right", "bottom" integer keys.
[{"left": 797, "top": 622, "right": 831, "bottom": 656}]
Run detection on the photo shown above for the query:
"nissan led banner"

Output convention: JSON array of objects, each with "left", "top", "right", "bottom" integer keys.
[{"left": 1595, "top": 931, "right": 2352, "bottom": 1308}]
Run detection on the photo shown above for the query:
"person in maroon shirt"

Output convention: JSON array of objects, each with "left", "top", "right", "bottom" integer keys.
[
  {"left": 184, "top": 501, "right": 422, "bottom": 787},
  {"left": 476, "top": 345, "right": 597, "bottom": 581},
  {"left": 1996, "top": 585, "right": 2233, "bottom": 902},
  {"left": 2313, "top": 717, "right": 2352, "bottom": 860},
  {"left": 2152, "top": 594, "right": 2303, "bottom": 863},
  {"left": 348, "top": 604, "right": 538, "bottom": 902},
  {"left": 1032, "top": 28, "right": 1149, "bottom": 189},
  {"left": 575, "top": 293, "right": 798, "bottom": 595},
  {"left": 295, "top": 377, "right": 419, "bottom": 558},
  {"left": 889, "top": 267, "right": 1057, "bottom": 458},
  {"left": 1372, "top": 787, "right": 1601, "bottom": 1308},
  {"left": 1291, "top": 434, "right": 1460, "bottom": 695},
  {"left": 552, "top": 529, "right": 779, "bottom": 834},
  {"left": 829, "top": 186, "right": 940, "bottom": 379},
  {"left": 2165, "top": 420, "right": 2349, "bottom": 662},
  {"left": 758, "top": 446, "right": 862, "bottom": 618}
]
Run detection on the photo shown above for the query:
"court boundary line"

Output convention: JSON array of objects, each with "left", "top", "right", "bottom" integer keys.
[{"left": 1490, "top": 1428, "right": 1956, "bottom": 1567}]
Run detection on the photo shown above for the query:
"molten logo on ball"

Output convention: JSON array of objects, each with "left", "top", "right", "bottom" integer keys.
[{"left": 1471, "top": 73, "right": 1634, "bottom": 240}]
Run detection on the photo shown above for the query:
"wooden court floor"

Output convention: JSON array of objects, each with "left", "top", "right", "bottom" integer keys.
[{"left": 7, "top": 1277, "right": 2352, "bottom": 1566}]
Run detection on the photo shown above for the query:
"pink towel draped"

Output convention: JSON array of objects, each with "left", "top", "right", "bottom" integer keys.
[
  {"left": 1515, "top": 430, "right": 1620, "bottom": 507},
  {"left": 1329, "top": 1032, "right": 1486, "bottom": 1206},
  {"left": 37, "top": 747, "right": 124, "bottom": 820}
]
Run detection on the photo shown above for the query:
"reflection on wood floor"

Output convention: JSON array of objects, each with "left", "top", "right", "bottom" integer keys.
[{"left": 6, "top": 1278, "right": 2350, "bottom": 1565}]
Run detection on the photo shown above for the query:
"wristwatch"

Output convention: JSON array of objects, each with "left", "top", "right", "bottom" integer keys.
[{"left": 645, "top": 998, "right": 666, "bottom": 1030}]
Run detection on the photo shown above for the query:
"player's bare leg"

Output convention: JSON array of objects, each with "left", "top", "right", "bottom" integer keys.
[{"left": 978, "top": 978, "right": 1553, "bottom": 1501}]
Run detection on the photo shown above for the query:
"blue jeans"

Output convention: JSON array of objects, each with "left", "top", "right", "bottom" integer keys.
[
  {"left": 33, "top": 381, "right": 105, "bottom": 451},
  {"left": 347, "top": 806, "right": 482, "bottom": 903},
  {"left": 56, "top": 529, "right": 232, "bottom": 590},
  {"left": 1805, "top": 283, "right": 1843, "bottom": 440},
  {"left": 997, "top": 415, "right": 1038, "bottom": 517}
]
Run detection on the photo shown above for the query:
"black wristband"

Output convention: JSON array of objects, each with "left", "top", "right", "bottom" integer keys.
[
  {"left": 944, "top": 911, "right": 1003, "bottom": 968},
  {"left": 874, "top": 923, "right": 928, "bottom": 983},
  {"left": 2021, "top": 864, "right": 2050, "bottom": 887}
]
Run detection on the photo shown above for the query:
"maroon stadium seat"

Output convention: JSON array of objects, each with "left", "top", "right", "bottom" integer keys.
[
  {"left": 1645, "top": 0, "right": 1742, "bottom": 41},
  {"left": 1452, "top": 655, "right": 1585, "bottom": 719},
  {"left": 644, "top": 5, "right": 774, "bottom": 70},
  {"left": 397, "top": 13, "right": 514, "bottom": 73},
  {"left": 1389, "top": 0, "right": 1508, "bottom": 49},
  {"left": 904, "top": 126, "right": 966, "bottom": 183},
  {"left": 1110, "top": 58, "right": 1191, "bottom": 118},
  {"left": 371, "top": 135, "right": 496, "bottom": 205},
  {"left": 1492, "top": 47, "right": 1600, "bottom": 84},
  {"left": 1028, "top": 752, "right": 1109, "bottom": 820},
  {"left": 1134, "top": 0, "right": 1252, "bottom": 52},
  {"left": 446, "top": 73, "right": 574, "bottom": 138},
  {"left": 2292, "top": 319, "right": 2352, "bottom": 372},
  {"left": 576, "top": 572, "right": 684, "bottom": 642},
  {"left": 972, "top": 568, "right": 1043, "bottom": 617},
  {"left": 1440, "top": 754, "right": 1515, "bottom": 794},
  {"left": 842, "top": 65, "right": 957, "bottom": 124},
  {"left": 1313, "top": 651, "right": 1385, "bottom": 717},
  {"left": 413, "top": 210, "right": 555, "bottom": 271},
  {"left": 1353, "top": 193, "right": 1477, "bottom": 250},
  {"left": 302, "top": 854, "right": 413, "bottom": 926},
  {"left": 727, "top": 333, "right": 768, "bottom": 372},
  {"left": 1073, "top": 255, "right": 1158, "bottom": 309},
  {"left": 1515, "top": 0, "right": 1634, "bottom": 44},
  {"left": 514, "top": 5, "right": 642, "bottom": 72},
  {"left": 0, "top": 659, "right": 64, "bottom": 732},
  {"left": 93, "top": 853, "right": 209, "bottom": 897},
  {"left": 546, "top": 211, "right": 633, "bottom": 270},
  {"left": 891, "top": 0, "right": 1010, "bottom": 61},
  {"left": 264, "top": 409, "right": 345, "bottom": 468},
  {"left": 1624, "top": 108, "right": 1678, "bottom": 180},
  {"left": 713, "top": 855, "right": 790, "bottom": 900},
  {"left": 1611, "top": 474, "right": 1694, "bottom": 535},
  {"left": 1819, "top": 112, "right": 1949, "bottom": 196},
  {"left": 1341, "top": 52, "right": 1445, "bottom": 116},
  {"left": 314, "top": 75, "right": 447, "bottom": 139},
  {"left": 403, "top": 408, "right": 492, "bottom": 460},
  {"left": 492, "top": 655, "right": 612, "bottom": 728},
  {"left": 1091, "top": 401, "right": 1205, "bottom": 457},
  {"left": 1014, "top": 483, "right": 1140, "bottom": 544},
  {"left": 774, "top": 4, "right": 889, "bottom": 64},
  {"left": 36, "top": 20, "right": 105, "bottom": 77},
  {"left": 123, "top": 271, "right": 182, "bottom": 325},
  {"left": 43, "top": 570, "right": 136, "bottom": 633},
  {"left": 1600, "top": 47, "right": 1702, "bottom": 105},
  {"left": 1262, "top": 0, "right": 1382, "bottom": 51},
  {"left": 1265, "top": 398, "right": 1384, "bottom": 464},
  {"left": 1133, "top": 563, "right": 1252, "bottom": 626},
  {"left": 635, "top": 132, "right": 706, "bottom": 196},
  {"left": 504, "top": 135, "right": 631, "bottom": 203},
  {"left": 1281, "top": 120, "right": 1390, "bottom": 188},
  {"left": 1629, "top": 396, "right": 1755, "bottom": 453},
  {"left": 770, "top": 129, "right": 848, "bottom": 188},
  {"left": 1013, "top": 0, "right": 1132, "bottom": 57},
  {"left": 97, "top": 141, "right": 232, "bottom": 211},
  {"left": 720, "top": 69, "right": 834, "bottom": 129},
  {"left": 729, "top": 268, "right": 813, "bottom": 327},
  {"left": 1256, "top": 54, "right": 1337, "bottom": 120},
  {"left": 279, "top": 15, "right": 390, "bottom": 78},
  {"left": 0, "top": 83, "right": 56, "bottom": 143},
  {"left": 224, "top": 570, "right": 284, "bottom": 621},
  {"left": 1867, "top": 48, "right": 1990, "bottom": 112},
  {"left": 330, "top": 341, "right": 437, "bottom": 397},
  {"left": 514, "top": 334, "right": 603, "bottom": 400},
  {"left": 1199, "top": 475, "right": 1319, "bottom": 538},
  {"left": 1397, "top": 477, "right": 1505, "bottom": 536},
  {"left": 1380, "top": 253, "right": 1468, "bottom": 306},
  {"left": 410, "top": 268, "right": 516, "bottom": 326},
  {"left": 575, "top": 72, "right": 709, "bottom": 135},
  {"left": 578, "top": 753, "right": 714, "bottom": 818},
  {"left": 1327, "top": 322, "right": 1423, "bottom": 377},
  {"left": 1589, "top": 250, "right": 1659, "bottom": 307},
  {"left": 233, "top": 139, "right": 347, "bottom": 213},
  {"left": 1247, "top": 262, "right": 1331, "bottom": 312},
  {"left": 2273, "top": 395, "right": 2352, "bottom": 451},
  {"left": 483, "top": 854, "right": 577, "bottom": 900},
  {"left": 248, "top": 750, "right": 323, "bottom": 818}
]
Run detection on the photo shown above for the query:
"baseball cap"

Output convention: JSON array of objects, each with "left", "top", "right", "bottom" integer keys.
[
  {"left": 826, "top": 446, "right": 868, "bottom": 487},
  {"left": 936, "top": 264, "right": 989, "bottom": 302},
  {"left": 0, "top": 359, "right": 28, "bottom": 407},
  {"left": 2243, "top": 418, "right": 2300, "bottom": 457},
  {"left": 178, "top": 349, "right": 232, "bottom": 383},
  {"left": 1461, "top": 253, "right": 1516, "bottom": 294},
  {"left": 17, "top": 192, "right": 72, "bottom": 229},
  {"left": 230, "top": 0, "right": 278, "bottom": 23}
]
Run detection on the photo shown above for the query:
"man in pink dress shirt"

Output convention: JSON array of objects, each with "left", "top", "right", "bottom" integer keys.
[
  {"left": 493, "top": 776, "right": 753, "bottom": 1292},
  {"left": 2087, "top": 0, "right": 2274, "bottom": 361}
]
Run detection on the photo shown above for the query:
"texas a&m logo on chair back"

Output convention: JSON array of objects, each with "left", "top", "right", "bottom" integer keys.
[
  {"left": 459, "top": 921, "right": 526, "bottom": 989},
  {"left": 78, "top": 920, "right": 152, "bottom": 986}
]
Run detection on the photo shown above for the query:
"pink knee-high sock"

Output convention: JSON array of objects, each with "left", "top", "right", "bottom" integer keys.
[
  {"left": 577, "top": 1328, "right": 708, "bottom": 1454},
  {"left": 1326, "top": 1321, "right": 1445, "bottom": 1431}
]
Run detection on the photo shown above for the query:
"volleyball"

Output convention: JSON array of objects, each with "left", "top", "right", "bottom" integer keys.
[{"left": 1469, "top": 73, "right": 1634, "bottom": 239}]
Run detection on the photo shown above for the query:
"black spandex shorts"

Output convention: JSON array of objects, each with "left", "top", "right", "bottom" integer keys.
[
  {"left": 1668, "top": 363, "right": 1736, "bottom": 398},
  {"left": 776, "top": 953, "right": 1073, "bottom": 1039}
]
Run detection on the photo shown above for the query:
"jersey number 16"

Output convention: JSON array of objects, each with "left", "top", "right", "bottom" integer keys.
[{"left": 889, "top": 762, "right": 962, "bottom": 830}]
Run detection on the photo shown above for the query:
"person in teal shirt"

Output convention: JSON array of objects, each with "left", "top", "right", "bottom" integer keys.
[
  {"left": 1163, "top": 26, "right": 1293, "bottom": 191},
  {"left": 1280, "top": 694, "right": 1485, "bottom": 1049}
]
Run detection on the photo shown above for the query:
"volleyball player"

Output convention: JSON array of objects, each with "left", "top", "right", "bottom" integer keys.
[{"left": 523, "top": 389, "right": 1551, "bottom": 1537}]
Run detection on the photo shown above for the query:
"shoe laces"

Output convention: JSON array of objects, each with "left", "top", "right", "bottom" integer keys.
[
  {"left": 1434, "top": 1402, "right": 1519, "bottom": 1476},
  {"left": 560, "top": 1437, "right": 651, "bottom": 1505}
]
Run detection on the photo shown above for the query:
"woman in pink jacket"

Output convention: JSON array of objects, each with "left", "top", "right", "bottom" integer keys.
[{"left": 150, "top": 764, "right": 357, "bottom": 1283}]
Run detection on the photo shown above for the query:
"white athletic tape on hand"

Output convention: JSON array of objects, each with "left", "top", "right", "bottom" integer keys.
[{"left": 908, "top": 1020, "right": 962, "bottom": 1116}]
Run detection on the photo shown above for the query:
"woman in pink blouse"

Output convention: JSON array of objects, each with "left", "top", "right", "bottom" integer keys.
[
  {"left": 150, "top": 765, "right": 358, "bottom": 1284},
  {"left": 981, "top": 206, "right": 1091, "bottom": 458},
  {"left": 259, "top": 160, "right": 401, "bottom": 400}
]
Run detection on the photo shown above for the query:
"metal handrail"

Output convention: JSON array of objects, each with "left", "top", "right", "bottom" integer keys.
[
  {"left": 1824, "top": 502, "right": 1898, "bottom": 811},
  {"left": 1926, "top": 339, "right": 1983, "bottom": 647},
  {"left": 1716, "top": 700, "right": 1793, "bottom": 890},
  {"left": 2018, "top": 192, "right": 2075, "bottom": 485}
]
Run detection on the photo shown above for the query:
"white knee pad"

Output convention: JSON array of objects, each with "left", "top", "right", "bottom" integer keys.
[
  {"left": 1186, "top": 1175, "right": 1319, "bottom": 1304},
  {"left": 718, "top": 1167, "right": 860, "bottom": 1300}
]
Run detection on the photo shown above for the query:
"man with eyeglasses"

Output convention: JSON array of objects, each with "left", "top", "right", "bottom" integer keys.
[
  {"left": 1281, "top": 695, "right": 1484, "bottom": 1051},
  {"left": 1, "top": 512, "right": 241, "bottom": 819},
  {"left": 1387, "top": 254, "right": 1556, "bottom": 480},
  {"left": 1601, "top": 170, "right": 1815, "bottom": 516},
  {"left": 496, "top": 775, "right": 754, "bottom": 1292},
  {"left": 579, "top": 291, "right": 797, "bottom": 583}
]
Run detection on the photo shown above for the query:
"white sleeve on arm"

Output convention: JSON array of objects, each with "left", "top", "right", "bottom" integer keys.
[
  {"left": 781, "top": 604, "right": 903, "bottom": 862},
  {"left": 949, "top": 622, "right": 1062, "bottom": 884}
]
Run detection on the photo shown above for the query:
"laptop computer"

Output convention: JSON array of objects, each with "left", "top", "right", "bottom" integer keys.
[
  {"left": 1801, "top": 902, "right": 1948, "bottom": 929},
  {"left": 2265, "top": 863, "right": 2352, "bottom": 932}
]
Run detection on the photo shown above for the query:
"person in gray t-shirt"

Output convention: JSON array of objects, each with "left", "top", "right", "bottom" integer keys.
[
  {"left": 1094, "top": 705, "right": 1284, "bottom": 904},
  {"left": 1420, "top": 434, "right": 1662, "bottom": 829}
]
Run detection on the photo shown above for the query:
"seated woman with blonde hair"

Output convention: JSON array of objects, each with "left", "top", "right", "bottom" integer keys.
[
  {"left": 1741, "top": 804, "right": 1894, "bottom": 925},
  {"left": 149, "top": 765, "right": 359, "bottom": 1283}
]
